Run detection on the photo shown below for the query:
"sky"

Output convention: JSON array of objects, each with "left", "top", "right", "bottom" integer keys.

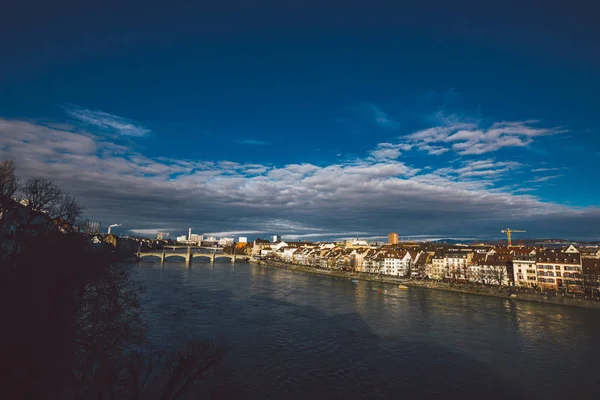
[{"left": 1, "top": 0, "right": 599, "bottom": 241}]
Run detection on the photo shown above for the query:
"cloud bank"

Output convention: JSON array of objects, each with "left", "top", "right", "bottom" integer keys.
[{"left": 1, "top": 117, "right": 598, "bottom": 240}]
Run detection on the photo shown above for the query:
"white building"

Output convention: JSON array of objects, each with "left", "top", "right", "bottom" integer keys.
[
  {"left": 280, "top": 247, "right": 299, "bottom": 262},
  {"left": 382, "top": 250, "right": 412, "bottom": 277},
  {"left": 536, "top": 250, "right": 582, "bottom": 292},
  {"left": 260, "top": 248, "right": 274, "bottom": 257},
  {"left": 431, "top": 251, "right": 445, "bottom": 280},
  {"left": 273, "top": 235, "right": 281, "bottom": 243},
  {"left": 345, "top": 239, "right": 370, "bottom": 248},
  {"left": 271, "top": 241, "right": 289, "bottom": 251},
  {"left": 204, "top": 236, "right": 217, "bottom": 242},
  {"left": 319, "top": 243, "right": 336, "bottom": 250},
  {"left": 189, "top": 234, "right": 203, "bottom": 243},
  {"left": 469, "top": 254, "right": 511, "bottom": 286},
  {"left": 513, "top": 255, "right": 537, "bottom": 287},
  {"left": 218, "top": 237, "right": 234, "bottom": 246},
  {"left": 156, "top": 232, "right": 169, "bottom": 240},
  {"left": 444, "top": 251, "right": 472, "bottom": 281},
  {"left": 176, "top": 235, "right": 188, "bottom": 242},
  {"left": 238, "top": 237, "right": 248, "bottom": 243}
]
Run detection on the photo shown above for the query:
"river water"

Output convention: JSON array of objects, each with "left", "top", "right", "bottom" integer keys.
[{"left": 132, "top": 261, "right": 600, "bottom": 399}]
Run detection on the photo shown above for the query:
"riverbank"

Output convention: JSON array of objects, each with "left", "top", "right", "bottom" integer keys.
[{"left": 257, "top": 260, "right": 600, "bottom": 310}]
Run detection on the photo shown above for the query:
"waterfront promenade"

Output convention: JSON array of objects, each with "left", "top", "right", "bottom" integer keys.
[{"left": 258, "top": 259, "right": 600, "bottom": 309}]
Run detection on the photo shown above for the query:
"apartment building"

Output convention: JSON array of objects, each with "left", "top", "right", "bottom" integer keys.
[
  {"left": 513, "top": 254, "right": 538, "bottom": 287},
  {"left": 536, "top": 249, "right": 582, "bottom": 292},
  {"left": 444, "top": 250, "right": 473, "bottom": 281},
  {"left": 431, "top": 250, "right": 445, "bottom": 280}
]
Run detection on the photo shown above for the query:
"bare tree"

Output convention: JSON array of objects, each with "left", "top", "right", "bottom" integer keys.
[
  {"left": 0, "top": 160, "right": 19, "bottom": 200},
  {"left": 476, "top": 267, "right": 489, "bottom": 285},
  {"left": 53, "top": 191, "right": 84, "bottom": 228},
  {"left": 462, "top": 265, "right": 471, "bottom": 283},
  {"left": 488, "top": 264, "right": 507, "bottom": 286},
  {"left": 21, "top": 177, "right": 84, "bottom": 229},
  {"left": 402, "top": 260, "right": 412, "bottom": 279},
  {"left": 21, "top": 177, "right": 63, "bottom": 213}
]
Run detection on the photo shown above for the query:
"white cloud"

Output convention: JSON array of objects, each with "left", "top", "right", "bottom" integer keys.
[
  {"left": 282, "top": 231, "right": 371, "bottom": 240},
  {"left": 1, "top": 118, "right": 598, "bottom": 239},
  {"left": 368, "top": 143, "right": 411, "bottom": 160},
  {"left": 531, "top": 167, "right": 562, "bottom": 172},
  {"left": 129, "top": 228, "right": 176, "bottom": 236},
  {"left": 403, "top": 119, "right": 565, "bottom": 155},
  {"left": 202, "top": 230, "right": 267, "bottom": 237},
  {"left": 514, "top": 188, "right": 535, "bottom": 193},
  {"left": 528, "top": 175, "right": 564, "bottom": 183},
  {"left": 65, "top": 105, "right": 151, "bottom": 137}
]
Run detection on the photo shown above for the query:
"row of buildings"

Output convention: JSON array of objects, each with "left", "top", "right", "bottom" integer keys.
[
  {"left": 251, "top": 238, "right": 600, "bottom": 294},
  {"left": 173, "top": 228, "right": 251, "bottom": 247}
]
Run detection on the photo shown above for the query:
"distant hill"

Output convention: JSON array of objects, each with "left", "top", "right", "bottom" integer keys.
[{"left": 427, "top": 237, "right": 591, "bottom": 245}]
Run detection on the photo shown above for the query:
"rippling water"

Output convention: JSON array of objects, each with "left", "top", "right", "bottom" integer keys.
[{"left": 132, "top": 261, "right": 600, "bottom": 399}]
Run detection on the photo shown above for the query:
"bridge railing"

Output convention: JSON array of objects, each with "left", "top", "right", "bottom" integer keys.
[{"left": 137, "top": 251, "right": 250, "bottom": 263}]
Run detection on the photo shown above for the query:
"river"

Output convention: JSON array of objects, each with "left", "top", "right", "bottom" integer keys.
[{"left": 132, "top": 261, "right": 600, "bottom": 399}]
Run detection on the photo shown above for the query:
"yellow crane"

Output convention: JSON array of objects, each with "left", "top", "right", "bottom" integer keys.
[{"left": 501, "top": 228, "right": 525, "bottom": 246}]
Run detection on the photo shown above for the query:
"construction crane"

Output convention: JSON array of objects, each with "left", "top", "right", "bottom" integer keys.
[
  {"left": 501, "top": 228, "right": 525, "bottom": 246},
  {"left": 107, "top": 223, "right": 121, "bottom": 234}
]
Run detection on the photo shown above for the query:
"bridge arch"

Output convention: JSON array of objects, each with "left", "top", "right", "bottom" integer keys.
[
  {"left": 213, "top": 255, "right": 234, "bottom": 262},
  {"left": 191, "top": 255, "right": 212, "bottom": 263},
  {"left": 138, "top": 254, "right": 162, "bottom": 261}
]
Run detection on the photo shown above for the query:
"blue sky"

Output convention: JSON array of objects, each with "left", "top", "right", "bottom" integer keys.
[{"left": 1, "top": 1, "right": 599, "bottom": 240}]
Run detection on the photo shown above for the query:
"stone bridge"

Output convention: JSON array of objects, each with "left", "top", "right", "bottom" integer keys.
[{"left": 137, "top": 250, "right": 250, "bottom": 264}]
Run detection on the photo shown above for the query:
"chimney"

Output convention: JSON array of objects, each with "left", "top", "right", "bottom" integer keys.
[{"left": 188, "top": 228, "right": 192, "bottom": 241}]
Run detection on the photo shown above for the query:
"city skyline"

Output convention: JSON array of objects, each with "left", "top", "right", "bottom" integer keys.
[{"left": 1, "top": 1, "right": 599, "bottom": 240}]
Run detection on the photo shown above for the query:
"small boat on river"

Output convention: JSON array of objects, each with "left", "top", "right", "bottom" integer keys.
[
  {"left": 351, "top": 279, "right": 359, "bottom": 283},
  {"left": 398, "top": 285, "right": 408, "bottom": 290}
]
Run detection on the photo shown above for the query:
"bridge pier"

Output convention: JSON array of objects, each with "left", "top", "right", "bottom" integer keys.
[{"left": 137, "top": 251, "right": 248, "bottom": 264}]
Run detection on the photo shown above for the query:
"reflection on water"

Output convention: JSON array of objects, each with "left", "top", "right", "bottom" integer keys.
[{"left": 134, "top": 261, "right": 600, "bottom": 399}]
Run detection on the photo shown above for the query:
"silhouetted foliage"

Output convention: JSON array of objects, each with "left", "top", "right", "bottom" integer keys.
[
  {"left": 0, "top": 228, "right": 222, "bottom": 399},
  {"left": 21, "top": 176, "right": 63, "bottom": 213},
  {"left": 19, "top": 176, "right": 83, "bottom": 228},
  {"left": 0, "top": 160, "right": 19, "bottom": 199},
  {"left": 0, "top": 163, "right": 222, "bottom": 398},
  {"left": 53, "top": 191, "right": 84, "bottom": 228}
]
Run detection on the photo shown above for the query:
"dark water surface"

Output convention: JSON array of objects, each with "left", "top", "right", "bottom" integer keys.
[{"left": 132, "top": 261, "right": 600, "bottom": 399}]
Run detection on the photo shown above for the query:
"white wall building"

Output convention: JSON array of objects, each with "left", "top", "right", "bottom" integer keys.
[
  {"left": 444, "top": 251, "right": 472, "bottom": 280},
  {"left": 271, "top": 241, "right": 289, "bottom": 251},
  {"left": 280, "top": 247, "right": 299, "bottom": 262},
  {"left": 176, "top": 235, "right": 188, "bottom": 242},
  {"left": 238, "top": 237, "right": 248, "bottom": 243},
  {"left": 260, "top": 249, "right": 274, "bottom": 257},
  {"left": 382, "top": 250, "right": 412, "bottom": 276},
  {"left": 218, "top": 237, "right": 234, "bottom": 246},
  {"left": 189, "top": 234, "right": 203, "bottom": 243},
  {"left": 513, "top": 255, "right": 537, "bottom": 287},
  {"left": 431, "top": 251, "right": 445, "bottom": 280}
]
